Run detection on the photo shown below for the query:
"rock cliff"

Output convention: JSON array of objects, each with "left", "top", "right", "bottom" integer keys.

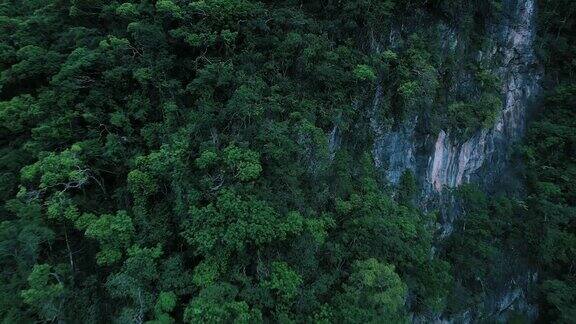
[
  {"left": 372, "top": 0, "right": 541, "bottom": 200},
  {"left": 368, "top": 0, "right": 542, "bottom": 321}
]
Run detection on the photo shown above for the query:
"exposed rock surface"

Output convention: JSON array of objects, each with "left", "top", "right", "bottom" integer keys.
[
  {"left": 371, "top": 0, "right": 541, "bottom": 198},
  {"left": 367, "top": 0, "right": 542, "bottom": 322},
  {"left": 425, "top": 0, "right": 540, "bottom": 197}
]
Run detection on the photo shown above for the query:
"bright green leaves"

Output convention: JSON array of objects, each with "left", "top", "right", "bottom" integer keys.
[
  {"left": 0, "top": 95, "right": 41, "bottom": 133},
  {"left": 223, "top": 146, "right": 262, "bottom": 181},
  {"left": 155, "top": 291, "right": 177, "bottom": 315},
  {"left": 156, "top": 0, "right": 183, "bottom": 19},
  {"left": 303, "top": 214, "right": 335, "bottom": 244},
  {"left": 133, "top": 67, "right": 153, "bottom": 84},
  {"left": 445, "top": 66, "right": 502, "bottom": 134},
  {"left": 170, "top": 28, "right": 218, "bottom": 48},
  {"left": 337, "top": 190, "right": 424, "bottom": 264},
  {"left": 196, "top": 145, "right": 262, "bottom": 182},
  {"left": 299, "top": 34, "right": 363, "bottom": 99},
  {"left": 196, "top": 150, "right": 219, "bottom": 169},
  {"left": 220, "top": 29, "right": 238, "bottom": 47},
  {"left": 150, "top": 291, "right": 178, "bottom": 323},
  {"left": 353, "top": 64, "right": 377, "bottom": 82},
  {"left": 182, "top": 190, "right": 303, "bottom": 256},
  {"left": 446, "top": 93, "right": 501, "bottom": 135},
  {"left": 21, "top": 146, "right": 88, "bottom": 192},
  {"left": 98, "top": 36, "right": 131, "bottom": 54},
  {"left": 262, "top": 262, "right": 303, "bottom": 302},
  {"left": 335, "top": 180, "right": 451, "bottom": 314},
  {"left": 121, "top": 244, "right": 163, "bottom": 283},
  {"left": 191, "top": 257, "right": 226, "bottom": 288},
  {"left": 183, "top": 283, "right": 262, "bottom": 324},
  {"left": 180, "top": 188, "right": 312, "bottom": 318},
  {"left": 84, "top": 210, "right": 134, "bottom": 265},
  {"left": 128, "top": 169, "right": 159, "bottom": 197},
  {"left": 381, "top": 49, "right": 399, "bottom": 62},
  {"left": 116, "top": 3, "right": 139, "bottom": 18},
  {"left": 397, "top": 81, "right": 420, "bottom": 107},
  {"left": 332, "top": 259, "right": 407, "bottom": 323},
  {"left": 45, "top": 192, "right": 80, "bottom": 221},
  {"left": 21, "top": 264, "right": 65, "bottom": 322},
  {"left": 168, "top": 0, "right": 262, "bottom": 50},
  {"left": 397, "top": 35, "right": 439, "bottom": 115}
]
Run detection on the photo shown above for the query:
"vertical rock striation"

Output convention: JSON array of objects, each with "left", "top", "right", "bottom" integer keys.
[
  {"left": 368, "top": 0, "right": 541, "bottom": 202},
  {"left": 366, "top": 0, "right": 542, "bottom": 322},
  {"left": 425, "top": 0, "right": 541, "bottom": 197}
]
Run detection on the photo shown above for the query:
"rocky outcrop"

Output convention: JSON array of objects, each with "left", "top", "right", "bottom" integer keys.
[
  {"left": 367, "top": 0, "right": 542, "bottom": 322},
  {"left": 425, "top": 0, "right": 541, "bottom": 196},
  {"left": 371, "top": 0, "right": 541, "bottom": 199}
]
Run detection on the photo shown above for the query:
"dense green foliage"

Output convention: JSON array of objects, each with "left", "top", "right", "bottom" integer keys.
[
  {"left": 0, "top": 0, "right": 463, "bottom": 322},
  {"left": 523, "top": 86, "right": 576, "bottom": 322},
  {"left": 522, "top": 0, "right": 576, "bottom": 322},
  {"left": 436, "top": 2, "right": 576, "bottom": 321},
  {"left": 0, "top": 0, "right": 574, "bottom": 323},
  {"left": 441, "top": 186, "right": 529, "bottom": 319}
]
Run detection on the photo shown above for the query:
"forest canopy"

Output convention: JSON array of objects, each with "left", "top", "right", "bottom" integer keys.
[{"left": 0, "top": 0, "right": 574, "bottom": 323}]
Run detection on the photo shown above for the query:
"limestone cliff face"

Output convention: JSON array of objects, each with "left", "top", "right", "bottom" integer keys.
[
  {"left": 426, "top": 0, "right": 541, "bottom": 196},
  {"left": 367, "top": 0, "right": 542, "bottom": 322},
  {"left": 371, "top": 0, "right": 541, "bottom": 202},
  {"left": 326, "top": 1, "right": 542, "bottom": 320}
]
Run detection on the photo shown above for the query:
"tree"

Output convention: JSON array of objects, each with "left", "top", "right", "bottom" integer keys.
[
  {"left": 396, "top": 170, "right": 417, "bottom": 206},
  {"left": 183, "top": 283, "right": 262, "bottom": 323},
  {"left": 332, "top": 259, "right": 408, "bottom": 323},
  {"left": 0, "top": 0, "right": 548, "bottom": 322},
  {"left": 21, "top": 264, "right": 65, "bottom": 322}
]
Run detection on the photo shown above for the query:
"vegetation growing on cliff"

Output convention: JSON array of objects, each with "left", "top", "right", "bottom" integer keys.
[
  {"left": 523, "top": 85, "right": 576, "bottom": 322},
  {"left": 0, "top": 0, "right": 573, "bottom": 323},
  {"left": 523, "top": 0, "right": 576, "bottom": 321}
]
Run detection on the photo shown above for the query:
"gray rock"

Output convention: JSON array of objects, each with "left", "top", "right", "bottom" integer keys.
[{"left": 368, "top": 0, "right": 542, "bottom": 321}]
